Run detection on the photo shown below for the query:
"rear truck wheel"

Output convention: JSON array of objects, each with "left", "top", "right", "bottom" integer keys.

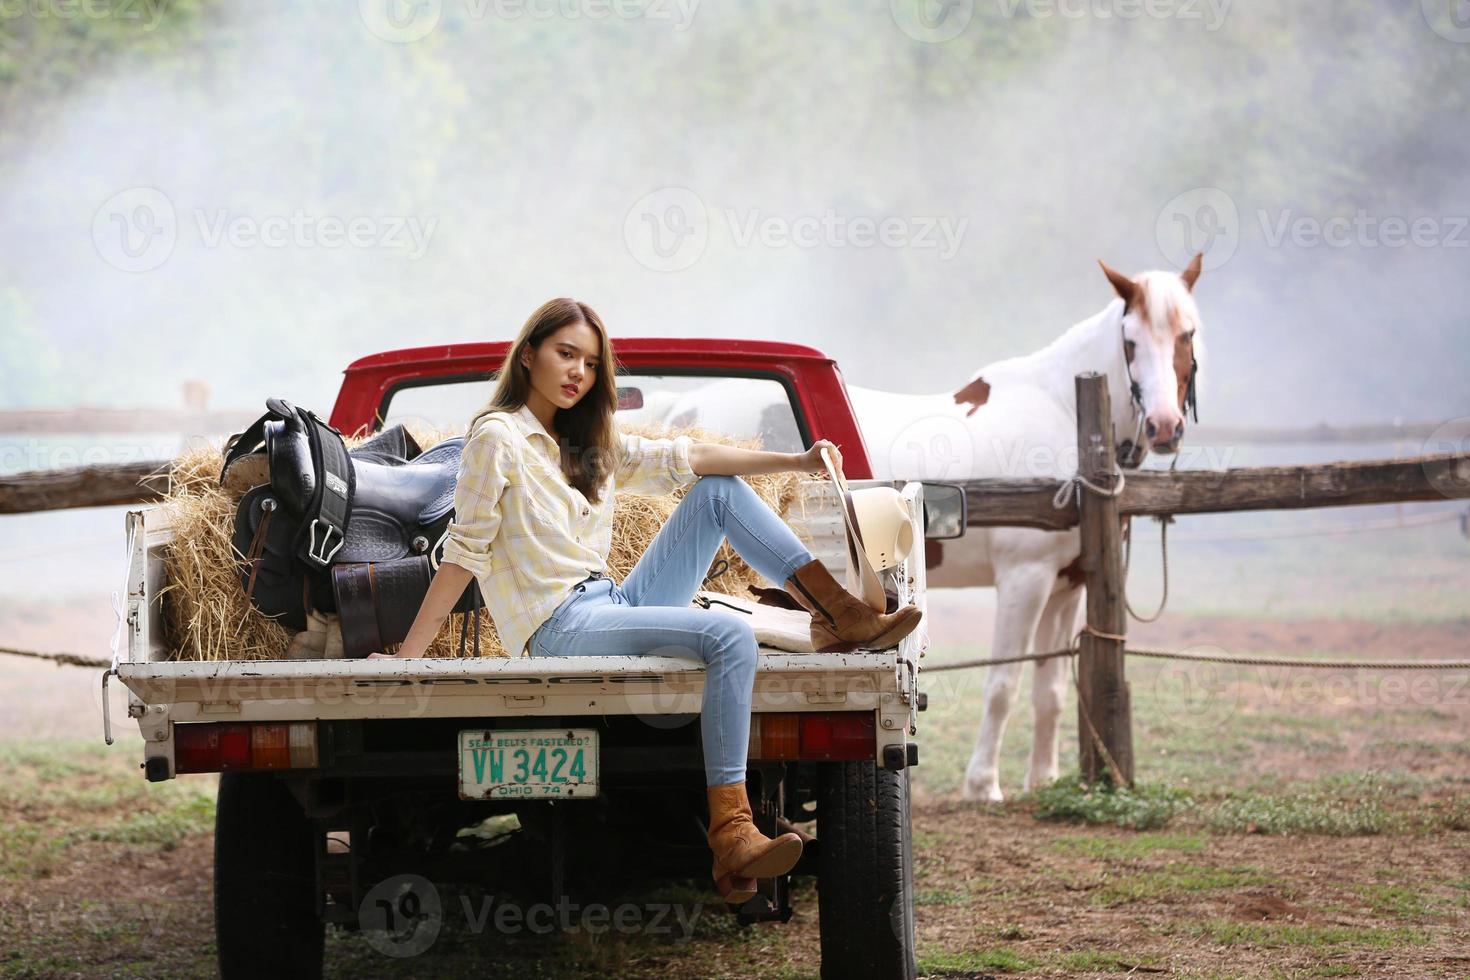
[
  {"left": 816, "top": 760, "right": 917, "bottom": 980},
  {"left": 214, "top": 772, "right": 324, "bottom": 979}
]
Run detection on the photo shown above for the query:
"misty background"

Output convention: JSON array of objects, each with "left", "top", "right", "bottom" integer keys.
[
  {"left": 1, "top": 0, "right": 1467, "bottom": 423},
  {"left": 0, "top": 0, "right": 1466, "bottom": 617}
]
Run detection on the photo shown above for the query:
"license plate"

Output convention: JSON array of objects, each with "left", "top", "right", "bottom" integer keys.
[{"left": 458, "top": 728, "right": 599, "bottom": 800}]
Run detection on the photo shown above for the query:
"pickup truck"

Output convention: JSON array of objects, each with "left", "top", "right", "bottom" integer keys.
[{"left": 109, "top": 338, "right": 967, "bottom": 980}]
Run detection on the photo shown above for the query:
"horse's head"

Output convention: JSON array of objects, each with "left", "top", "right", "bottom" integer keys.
[{"left": 1099, "top": 254, "right": 1204, "bottom": 458}]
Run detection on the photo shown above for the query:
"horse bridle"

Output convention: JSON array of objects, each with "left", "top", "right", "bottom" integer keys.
[{"left": 1118, "top": 318, "right": 1200, "bottom": 469}]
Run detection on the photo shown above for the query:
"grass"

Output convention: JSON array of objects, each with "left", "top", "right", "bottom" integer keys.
[
  {"left": 916, "top": 621, "right": 1469, "bottom": 833},
  {"left": 914, "top": 888, "right": 972, "bottom": 906},
  {"left": 1058, "top": 950, "right": 1166, "bottom": 972},
  {"left": 1020, "top": 771, "right": 1463, "bottom": 838},
  {"left": 918, "top": 948, "right": 1038, "bottom": 973},
  {"left": 1203, "top": 789, "right": 1393, "bottom": 836},
  {"left": 1090, "top": 864, "right": 1274, "bottom": 906},
  {"left": 1353, "top": 884, "right": 1436, "bottom": 921},
  {"left": 0, "top": 739, "right": 216, "bottom": 880},
  {"left": 1022, "top": 774, "right": 1193, "bottom": 831},
  {"left": 1047, "top": 831, "right": 1205, "bottom": 859},
  {"left": 1176, "top": 920, "right": 1431, "bottom": 950}
]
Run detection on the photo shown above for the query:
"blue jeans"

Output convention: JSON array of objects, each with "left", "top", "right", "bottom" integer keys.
[{"left": 528, "top": 475, "right": 815, "bottom": 786}]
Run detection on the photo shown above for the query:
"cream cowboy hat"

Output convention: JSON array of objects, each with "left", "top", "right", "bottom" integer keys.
[{"left": 820, "top": 447, "right": 915, "bottom": 612}]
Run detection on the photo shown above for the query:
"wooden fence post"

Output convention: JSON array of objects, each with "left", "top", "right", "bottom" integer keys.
[{"left": 1074, "top": 372, "right": 1135, "bottom": 788}]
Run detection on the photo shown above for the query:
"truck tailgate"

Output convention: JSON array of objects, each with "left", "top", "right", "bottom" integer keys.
[{"left": 118, "top": 650, "right": 908, "bottom": 723}]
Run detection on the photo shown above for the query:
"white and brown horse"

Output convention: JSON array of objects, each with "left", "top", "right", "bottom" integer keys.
[{"left": 848, "top": 256, "right": 1206, "bottom": 801}]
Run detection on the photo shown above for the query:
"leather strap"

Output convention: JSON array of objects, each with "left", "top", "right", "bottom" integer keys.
[
  {"left": 294, "top": 406, "right": 353, "bottom": 569},
  {"left": 242, "top": 505, "right": 274, "bottom": 604},
  {"left": 331, "top": 563, "right": 383, "bottom": 658}
]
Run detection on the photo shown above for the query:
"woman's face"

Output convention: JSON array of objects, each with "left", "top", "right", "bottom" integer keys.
[{"left": 522, "top": 320, "right": 602, "bottom": 411}]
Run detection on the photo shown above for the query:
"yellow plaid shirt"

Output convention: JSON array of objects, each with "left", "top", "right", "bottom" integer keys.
[{"left": 439, "top": 403, "right": 698, "bottom": 656}]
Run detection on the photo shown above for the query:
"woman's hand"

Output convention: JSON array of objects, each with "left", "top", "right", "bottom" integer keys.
[{"left": 798, "top": 440, "right": 843, "bottom": 476}]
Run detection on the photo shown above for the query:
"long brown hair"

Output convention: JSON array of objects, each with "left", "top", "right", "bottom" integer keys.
[{"left": 469, "top": 298, "right": 620, "bottom": 503}]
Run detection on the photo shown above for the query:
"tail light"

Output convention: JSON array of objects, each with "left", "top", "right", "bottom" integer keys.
[
  {"left": 175, "top": 722, "right": 319, "bottom": 773},
  {"left": 748, "top": 712, "right": 875, "bottom": 761}
]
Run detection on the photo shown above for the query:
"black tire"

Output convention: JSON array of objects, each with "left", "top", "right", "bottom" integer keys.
[
  {"left": 214, "top": 772, "right": 324, "bottom": 979},
  {"left": 816, "top": 761, "right": 917, "bottom": 980}
]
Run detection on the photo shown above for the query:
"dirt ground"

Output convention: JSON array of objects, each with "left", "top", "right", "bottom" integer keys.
[
  {"left": 2, "top": 794, "right": 1466, "bottom": 979},
  {"left": 2, "top": 595, "right": 1467, "bottom": 978}
]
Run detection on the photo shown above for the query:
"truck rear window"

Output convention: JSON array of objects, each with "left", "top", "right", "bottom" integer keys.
[{"left": 381, "top": 374, "right": 805, "bottom": 453}]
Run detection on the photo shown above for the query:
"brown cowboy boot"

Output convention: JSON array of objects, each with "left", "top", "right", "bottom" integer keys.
[
  {"left": 707, "top": 782, "right": 803, "bottom": 905},
  {"left": 783, "top": 558, "right": 922, "bottom": 652}
]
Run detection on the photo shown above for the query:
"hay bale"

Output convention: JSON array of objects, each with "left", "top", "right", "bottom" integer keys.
[{"left": 156, "top": 421, "right": 807, "bottom": 661}]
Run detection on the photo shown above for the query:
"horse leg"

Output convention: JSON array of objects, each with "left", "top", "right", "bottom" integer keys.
[
  {"left": 1024, "top": 584, "right": 1084, "bottom": 792},
  {"left": 961, "top": 565, "right": 1052, "bottom": 802}
]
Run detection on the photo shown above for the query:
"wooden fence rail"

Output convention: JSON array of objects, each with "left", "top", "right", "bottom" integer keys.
[
  {"left": 960, "top": 452, "right": 1470, "bottom": 530},
  {"left": 3, "top": 451, "right": 1469, "bottom": 518},
  {"left": 0, "top": 462, "right": 171, "bottom": 514}
]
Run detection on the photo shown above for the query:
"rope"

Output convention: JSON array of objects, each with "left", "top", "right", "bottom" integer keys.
[
  {"left": 1120, "top": 449, "right": 1181, "bottom": 625},
  {"left": 1068, "top": 646, "right": 1128, "bottom": 788},
  {"left": 1123, "top": 514, "right": 1171, "bottom": 623},
  {"left": 0, "top": 645, "right": 112, "bottom": 669},
  {"left": 1122, "top": 647, "right": 1470, "bottom": 670},
  {"left": 109, "top": 520, "right": 138, "bottom": 673},
  {"left": 923, "top": 641, "right": 1470, "bottom": 674},
  {"left": 925, "top": 648, "right": 1078, "bottom": 671},
  {"left": 1052, "top": 466, "right": 1126, "bottom": 510}
]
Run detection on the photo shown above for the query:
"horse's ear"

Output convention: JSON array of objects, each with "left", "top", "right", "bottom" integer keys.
[
  {"left": 1181, "top": 252, "right": 1203, "bottom": 292},
  {"left": 1099, "top": 260, "right": 1139, "bottom": 309}
]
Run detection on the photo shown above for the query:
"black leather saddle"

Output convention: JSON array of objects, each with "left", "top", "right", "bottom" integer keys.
[{"left": 221, "top": 398, "right": 481, "bottom": 653}]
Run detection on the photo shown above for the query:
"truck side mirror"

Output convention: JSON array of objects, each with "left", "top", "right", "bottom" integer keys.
[{"left": 921, "top": 483, "right": 966, "bottom": 539}]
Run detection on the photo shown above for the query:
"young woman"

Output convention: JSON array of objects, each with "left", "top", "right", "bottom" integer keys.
[{"left": 368, "top": 298, "right": 922, "bottom": 904}]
